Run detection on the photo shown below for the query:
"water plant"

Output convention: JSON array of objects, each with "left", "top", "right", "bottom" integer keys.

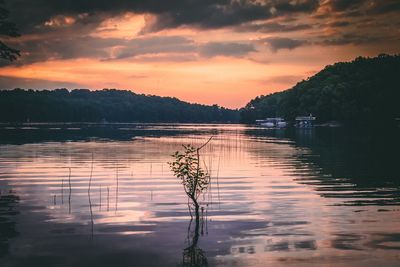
[
  {"left": 169, "top": 137, "right": 213, "bottom": 267},
  {"left": 169, "top": 137, "right": 212, "bottom": 215}
]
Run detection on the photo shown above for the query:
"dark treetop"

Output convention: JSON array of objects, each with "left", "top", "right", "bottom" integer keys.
[
  {"left": 0, "top": 0, "right": 20, "bottom": 61},
  {"left": 0, "top": 88, "right": 239, "bottom": 123},
  {"left": 240, "top": 54, "right": 400, "bottom": 126}
]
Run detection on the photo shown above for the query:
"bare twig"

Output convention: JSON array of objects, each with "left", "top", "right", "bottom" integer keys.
[{"left": 197, "top": 136, "right": 213, "bottom": 151}]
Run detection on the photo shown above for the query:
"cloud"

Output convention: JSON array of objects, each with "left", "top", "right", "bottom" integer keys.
[
  {"left": 237, "top": 21, "right": 312, "bottom": 33},
  {"left": 319, "top": 0, "right": 400, "bottom": 16},
  {"left": 367, "top": 0, "right": 400, "bottom": 14},
  {"left": 113, "top": 36, "right": 196, "bottom": 59},
  {"left": 260, "top": 37, "right": 308, "bottom": 51},
  {"left": 326, "top": 21, "right": 351, "bottom": 27},
  {"left": 0, "top": 75, "right": 83, "bottom": 89},
  {"left": 320, "top": 34, "right": 379, "bottom": 46},
  {"left": 273, "top": 0, "right": 319, "bottom": 13},
  {"left": 199, "top": 42, "right": 256, "bottom": 58},
  {"left": 6, "top": 0, "right": 321, "bottom": 34},
  {"left": 3, "top": 35, "right": 197, "bottom": 65},
  {"left": 1, "top": 0, "right": 399, "bottom": 68},
  {"left": 327, "top": 0, "right": 367, "bottom": 12},
  {"left": 3, "top": 34, "right": 258, "bottom": 65},
  {"left": 4, "top": 0, "right": 399, "bottom": 38},
  {"left": 4, "top": 36, "right": 123, "bottom": 65}
]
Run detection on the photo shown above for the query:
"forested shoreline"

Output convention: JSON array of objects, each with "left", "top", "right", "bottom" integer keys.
[
  {"left": 2, "top": 55, "right": 399, "bottom": 126},
  {"left": 0, "top": 89, "right": 239, "bottom": 123},
  {"left": 240, "top": 54, "right": 400, "bottom": 126}
]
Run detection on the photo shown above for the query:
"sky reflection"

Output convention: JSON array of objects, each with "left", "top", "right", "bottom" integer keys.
[{"left": 0, "top": 124, "right": 399, "bottom": 266}]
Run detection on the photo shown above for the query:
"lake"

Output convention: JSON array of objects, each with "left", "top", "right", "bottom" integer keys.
[{"left": 0, "top": 123, "right": 399, "bottom": 267}]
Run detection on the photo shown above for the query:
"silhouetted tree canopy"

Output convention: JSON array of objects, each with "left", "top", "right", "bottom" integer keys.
[
  {"left": 240, "top": 54, "right": 400, "bottom": 126},
  {"left": 0, "top": 88, "right": 239, "bottom": 123},
  {"left": 0, "top": 0, "right": 20, "bottom": 61}
]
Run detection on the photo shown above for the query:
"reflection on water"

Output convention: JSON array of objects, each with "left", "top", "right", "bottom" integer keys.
[
  {"left": 0, "top": 192, "right": 19, "bottom": 258},
  {"left": 180, "top": 206, "right": 208, "bottom": 267},
  {"left": 0, "top": 124, "right": 399, "bottom": 267}
]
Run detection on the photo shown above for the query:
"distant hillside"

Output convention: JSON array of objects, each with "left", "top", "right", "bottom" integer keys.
[
  {"left": 0, "top": 89, "right": 239, "bottom": 123},
  {"left": 240, "top": 54, "right": 400, "bottom": 126}
]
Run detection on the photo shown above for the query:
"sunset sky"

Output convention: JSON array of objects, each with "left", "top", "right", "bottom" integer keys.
[{"left": 0, "top": 0, "right": 399, "bottom": 108}]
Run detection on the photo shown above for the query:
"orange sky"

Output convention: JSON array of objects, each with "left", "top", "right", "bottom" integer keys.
[{"left": 1, "top": 1, "right": 399, "bottom": 108}]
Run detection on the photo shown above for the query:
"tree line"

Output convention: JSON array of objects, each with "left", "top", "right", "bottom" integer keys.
[
  {"left": 240, "top": 54, "right": 400, "bottom": 126},
  {"left": 0, "top": 88, "right": 239, "bottom": 123}
]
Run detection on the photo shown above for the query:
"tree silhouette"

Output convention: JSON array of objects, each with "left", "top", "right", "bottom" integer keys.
[
  {"left": 240, "top": 54, "right": 400, "bottom": 126},
  {"left": 0, "top": 89, "right": 239, "bottom": 123},
  {"left": 0, "top": 0, "right": 20, "bottom": 61}
]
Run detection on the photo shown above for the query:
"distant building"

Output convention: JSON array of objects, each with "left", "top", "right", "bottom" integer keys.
[
  {"left": 295, "top": 114, "right": 316, "bottom": 128},
  {"left": 256, "top": 117, "right": 287, "bottom": 128}
]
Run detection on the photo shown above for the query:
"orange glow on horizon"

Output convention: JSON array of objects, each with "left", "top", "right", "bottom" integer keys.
[{"left": 0, "top": 56, "right": 316, "bottom": 108}]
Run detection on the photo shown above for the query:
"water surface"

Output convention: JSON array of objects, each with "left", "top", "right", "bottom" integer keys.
[{"left": 0, "top": 124, "right": 399, "bottom": 266}]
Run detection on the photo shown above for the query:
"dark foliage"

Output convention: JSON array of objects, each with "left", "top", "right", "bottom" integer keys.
[
  {"left": 0, "top": 0, "right": 20, "bottom": 61},
  {"left": 240, "top": 54, "right": 400, "bottom": 126},
  {"left": 0, "top": 88, "right": 239, "bottom": 123}
]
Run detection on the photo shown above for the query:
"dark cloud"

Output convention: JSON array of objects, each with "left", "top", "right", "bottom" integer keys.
[
  {"left": 2, "top": 34, "right": 257, "bottom": 65},
  {"left": 3, "top": 0, "right": 398, "bottom": 36},
  {"left": 367, "top": 0, "right": 400, "bottom": 14},
  {"left": 0, "top": 0, "right": 323, "bottom": 65},
  {"left": 326, "top": 21, "right": 351, "bottom": 27},
  {"left": 199, "top": 42, "right": 256, "bottom": 58},
  {"left": 113, "top": 36, "right": 196, "bottom": 60},
  {"left": 237, "top": 22, "right": 312, "bottom": 33},
  {"left": 321, "top": 34, "right": 379, "bottom": 46},
  {"left": 3, "top": 35, "right": 195, "bottom": 65},
  {"left": 0, "top": 75, "right": 83, "bottom": 89},
  {"left": 261, "top": 37, "right": 308, "bottom": 52},
  {"left": 5, "top": 0, "right": 321, "bottom": 33},
  {"left": 324, "top": 0, "right": 400, "bottom": 15},
  {"left": 328, "top": 0, "right": 367, "bottom": 12},
  {"left": 116, "top": 39, "right": 256, "bottom": 60},
  {"left": 141, "top": 1, "right": 269, "bottom": 32},
  {"left": 5, "top": 36, "right": 122, "bottom": 65},
  {"left": 273, "top": 0, "right": 319, "bottom": 13},
  {"left": 0, "top": 0, "right": 398, "bottom": 67}
]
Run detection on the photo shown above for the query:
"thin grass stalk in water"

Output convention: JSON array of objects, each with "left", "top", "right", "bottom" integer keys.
[
  {"left": 88, "top": 154, "right": 94, "bottom": 234},
  {"left": 68, "top": 167, "right": 72, "bottom": 213}
]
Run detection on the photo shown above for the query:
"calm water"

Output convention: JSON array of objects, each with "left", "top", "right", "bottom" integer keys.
[{"left": 0, "top": 124, "right": 399, "bottom": 267}]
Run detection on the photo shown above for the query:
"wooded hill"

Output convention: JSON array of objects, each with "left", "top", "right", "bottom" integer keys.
[
  {"left": 240, "top": 54, "right": 400, "bottom": 126},
  {"left": 0, "top": 89, "right": 239, "bottom": 123}
]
